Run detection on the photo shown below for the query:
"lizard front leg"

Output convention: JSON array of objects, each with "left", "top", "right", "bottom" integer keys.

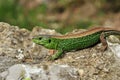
[
  {"left": 50, "top": 49, "right": 63, "bottom": 60},
  {"left": 49, "top": 49, "right": 56, "bottom": 55},
  {"left": 100, "top": 32, "right": 108, "bottom": 51}
]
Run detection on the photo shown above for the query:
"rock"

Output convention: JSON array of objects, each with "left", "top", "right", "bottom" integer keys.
[
  {"left": 0, "top": 22, "right": 30, "bottom": 57},
  {"left": 0, "top": 64, "right": 25, "bottom": 80},
  {"left": 1, "top": 64, "right": 79, "bottom": 80},
  {"left": 107, "top": 35, "right": 120, "bottom": 60},
  {"left": 0, "top": 22, "right": 120, "bottom": 80}
]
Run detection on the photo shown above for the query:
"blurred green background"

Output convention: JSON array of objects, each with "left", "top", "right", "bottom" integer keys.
[{"left": 0, "top": 0, "right": 120, "bottom": 33}]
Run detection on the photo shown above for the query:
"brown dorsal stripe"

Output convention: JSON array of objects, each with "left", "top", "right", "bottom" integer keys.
[{"left": 52, "top": 27, "right": 118, "bottom": 39}]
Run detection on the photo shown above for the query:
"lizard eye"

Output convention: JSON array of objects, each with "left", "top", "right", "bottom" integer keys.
[
  {"left": 48, "top": 39, "right": 51, "bottom": 43},
  {"left": 39, "top": 37, "right": 42, "bottom": 40}
]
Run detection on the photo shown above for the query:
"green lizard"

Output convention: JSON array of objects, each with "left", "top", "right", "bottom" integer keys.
[{"left": 32, "top": 27, "right": 120, "bottom": 60}]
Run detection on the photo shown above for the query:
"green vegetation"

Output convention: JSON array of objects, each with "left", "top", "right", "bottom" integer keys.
[
  {"left": 56, "top": 20, "right": 96, "bottom": 34},
  {"left": 0, "top": 0, "right": 119, "bottom": 33},
  {"left": 0, "top": 0, "right": 47, "bottom": 30}
]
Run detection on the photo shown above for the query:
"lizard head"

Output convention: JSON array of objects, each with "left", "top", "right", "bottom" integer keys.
[{"left": 32, "top": 35, "right": 58, "bottom": 49}]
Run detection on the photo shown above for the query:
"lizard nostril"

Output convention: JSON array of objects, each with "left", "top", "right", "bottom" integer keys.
[{"left": 32, "top": 37, "right": 36, "bottom": 40}]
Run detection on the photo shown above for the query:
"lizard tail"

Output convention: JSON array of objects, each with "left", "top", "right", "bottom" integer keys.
[{"left": 104, "top": 30, "right": 120, "bottom": 37}]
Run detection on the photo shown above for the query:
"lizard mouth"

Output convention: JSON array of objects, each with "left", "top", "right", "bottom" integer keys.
[
  {"left": 32, "top": 37, "right": 46, "bottom": 45},
  {"left": 32, "top": 38, "right": 41, "bottom": 44}
]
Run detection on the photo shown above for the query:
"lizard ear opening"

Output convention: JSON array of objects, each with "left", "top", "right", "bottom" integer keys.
[
  {"left": 48, "top": 39, "right": 51, "bottom": 43},
  {"left": 39, "top": 37, "right": 42, "bottom": 40}
]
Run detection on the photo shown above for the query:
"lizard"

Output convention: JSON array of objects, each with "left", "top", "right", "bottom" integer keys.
[{"left": 32, "top": 27, "right": 120, "bottom": 60}]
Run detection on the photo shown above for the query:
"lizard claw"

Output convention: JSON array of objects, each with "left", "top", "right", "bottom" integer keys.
[
  {"left": 45, "top": 55, "right": 56, "bottom": 61},
  {"left": 49, "top": 56, "right": 57, "bottom": 61}
]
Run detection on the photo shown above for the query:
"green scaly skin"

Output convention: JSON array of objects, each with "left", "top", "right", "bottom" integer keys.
[{"left": 32, "top": 30, "right": 120, "bottom": 60}]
